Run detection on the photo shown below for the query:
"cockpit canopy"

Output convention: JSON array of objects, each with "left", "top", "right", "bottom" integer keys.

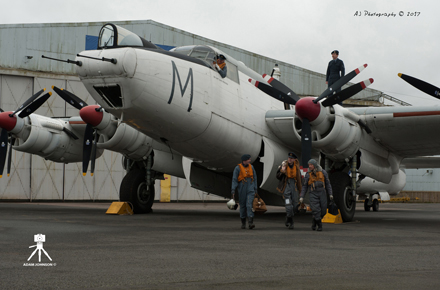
[
  {"left": 98, "top": 23, "right": 159, "bottom": 50},
  {"left": 170, "top": 45, "right": 217, "bottom": 64}
]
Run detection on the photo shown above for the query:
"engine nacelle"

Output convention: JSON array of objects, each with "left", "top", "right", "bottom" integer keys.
[
  {"left": 12, "top": 115, "right": 90, "bottom": 163},
  {"left": 357, "top": 169, "right": 406, "bottom": 196},
  {"left": 97, "top": 122, "right": 153, "bottom": 161},
  {"left": 294, "top": 104, "right": 362, "bottom": 160}
]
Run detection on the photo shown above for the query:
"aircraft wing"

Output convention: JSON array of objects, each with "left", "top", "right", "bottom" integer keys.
[{"left": 351, "top": 106, "right": 440, "bottom": 158}]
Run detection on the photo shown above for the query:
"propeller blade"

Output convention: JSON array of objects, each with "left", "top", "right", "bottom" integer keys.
[
  {"left": 322, "top": 78, "right": 374, "bottom": 107},
  {"left": 52, "top": 86, "right": 88, "bottom": 110},
  {"left": 314, "top": 64, "right": 368, "bottom": 103},
  {"left": 7, "top": 137, "right": 15, "bottom": 177},
  {"left": 398, "top": 73, "right": 440, "bottom": 99},
  {"left": 248, "top": 79, "right": 297, "bottom": 105},
  {"left": 90, "top": 131, "right": 99, "bottom": 176},
  {"left": 18, "top": 92, "right": 52, "bottom": 118},
  {"left": 301, "top": 118, "right": 312, "bottom": 169},
  {"left": 262, "top": 74, "right": 300, "bottom": 103},
  {"left": 0, "top": 108, "right": 4, "bottom": 113},
  {"left": 0, "top": 129, "right": 8, "bottom": 178},
  {"left": 82, "top": 124, "right": 94, "bottom": 176},
  {"left": 11, "top": 88, "right": 45, "bottom": 116}
]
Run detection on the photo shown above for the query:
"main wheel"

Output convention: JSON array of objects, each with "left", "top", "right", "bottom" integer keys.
[
  {"left": 364, "top": 199, "right": 371, "bottom": 211},
  {"left": 372, "top": 199, "right": 379, "bottom": 212},
  {"left": 120, "top": 169, "right": 155, "bottom": 214},
  {"left": 329, "top": 171, "right": 356, "bottom": 222}
]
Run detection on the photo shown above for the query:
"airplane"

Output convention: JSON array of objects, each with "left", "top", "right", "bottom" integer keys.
[{"left": 1, "top": 23, "right": 440, "bottom": 222}]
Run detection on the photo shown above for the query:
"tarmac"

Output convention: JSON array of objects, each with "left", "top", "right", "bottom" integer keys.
[{"left": 1, "top": 201, "right": 440, "bottom": 290}]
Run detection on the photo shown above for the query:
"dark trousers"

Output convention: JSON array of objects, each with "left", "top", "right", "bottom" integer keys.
[{"left": 309, "top": 189, "right": 327, "bottom": 220}]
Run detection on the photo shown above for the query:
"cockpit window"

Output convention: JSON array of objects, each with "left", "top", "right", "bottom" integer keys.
[
  {"left": 99, "top": 25, "right": 115, "bottom": 48},
  {"left": 98, "top": 23, "right": 159, "bottom": 50},
  {"left": 170, "top": 45, "right": 239, "bottom": 83}
]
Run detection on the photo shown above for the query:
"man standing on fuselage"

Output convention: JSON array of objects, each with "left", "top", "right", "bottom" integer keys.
[{"left": 326, "top": 50, "right": 345, "bottom": 96}]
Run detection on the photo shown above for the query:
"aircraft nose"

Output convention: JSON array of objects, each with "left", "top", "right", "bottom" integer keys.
[
  {"left": 295, "top": 97, "right": 321, "bottom": 122},
  {"left": 0, "top": 112, "right": 17, "bottom": 131},
  {"left": 80, "top": 105, "right": 103, "bottom": 127}
]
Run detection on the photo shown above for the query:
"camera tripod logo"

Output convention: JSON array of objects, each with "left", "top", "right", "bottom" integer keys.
[{"left": 28, "top": 234, "right": 52, "bottom": 262}]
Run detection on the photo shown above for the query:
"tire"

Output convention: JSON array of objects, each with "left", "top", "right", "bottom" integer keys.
[
  {"left": 329, "top": 171, "right": 355, "bottom": 222},
  {"left": 364, "top": 199, "right": 371, "bottom": 211},
  {"left": 120, "top": 169, "right": 155, "bottom": 214},
  {"left": 372, "top": 199, "right": 379, "bottom": 212}
]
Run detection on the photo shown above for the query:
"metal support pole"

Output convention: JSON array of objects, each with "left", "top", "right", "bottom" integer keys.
[
  {"left": 146, "top": 155, "right": 152, "bottom": 189},
  {"left": 351, "top": 158, "right": 357, "bottom": 197}
]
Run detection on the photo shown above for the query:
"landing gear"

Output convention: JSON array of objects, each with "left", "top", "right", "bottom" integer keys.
[
  {"left": 330, "top": 171, "right": 356, "bottom": 222},
  {"left": 364, "top": 194, "right": 380, "bottom": 212},
  {"left": 372, "top": 199, "right": 379, "bottom": 212},
  {"left": 120, "top": 169, "right": 155, "bottom": 214},
  {"left": 364, "top": 199, "right": 371, "bottom": 211}
]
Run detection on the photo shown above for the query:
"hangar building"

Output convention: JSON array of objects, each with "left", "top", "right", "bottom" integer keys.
[{"left": 0, "top": 20, "right": 437, "bottom": 201}]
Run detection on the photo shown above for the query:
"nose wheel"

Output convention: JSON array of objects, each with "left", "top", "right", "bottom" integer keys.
[{"left": 120, "top": 169, "right": 155, "bottom": 214}]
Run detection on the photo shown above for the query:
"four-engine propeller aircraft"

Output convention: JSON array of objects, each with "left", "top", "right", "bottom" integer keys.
[{"left": 1, "top": 23, "right": 440, "bottom": 221}]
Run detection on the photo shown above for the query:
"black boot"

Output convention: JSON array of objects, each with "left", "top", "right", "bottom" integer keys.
[
  {"left": 285, "top": 216, "right": 290, "bottom": 227},
  {"left": 248, "top": 217, "right": 255, "bottom": 229},
  {"left": 317, "top": 219, "right": 322, "bottom": 231},
  {"left": 241, "top": 218, "right": 246, "bottom": 229},
  {"left": 288, "top": 217, "right": 294, "bottom": 230},
  {"left": 312, "top": 219, "right": 317, "bottom": 231}
]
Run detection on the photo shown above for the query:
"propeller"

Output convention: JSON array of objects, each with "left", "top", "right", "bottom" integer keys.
[
  {"left": 82, "top": 124, "right": 94, "bottom": 176},
  {"left": 90, "top": 131, "right": 100, "bottom": 176},
  {"left": 248, "top": 79, "right": 297, "bottom": 105},
  {"left": 52, "top": 86, "right": 88, "bottom": 110},
  {"left": 322, "top": 78, "right": 374, "bottom": 107},
  {"left": 262, "top": 74, "right": 300, "bottom": 103},
  {"left": 52, "top": 87, "right": 100, "bottom": 176},
  {"left": 10, "top": 89, "right": 45, "bottom": 116},
  {"left": 314, "top": 64, "right": 368, "bottom": 104},
  {"left": 300, "top": 118, "right": 312, "bottom": 168},
  {"left": 7, "top": 138, "right": 15, "bottom": 177},
  {"left": 0, "top": 129, "right": 8, "bottom": 178},
  {"left": 0, "top": 89, "right": 53, "bottom": 178},
  {"left": 398, "top": 73, "right": 440, "bottom": 99},
  {"left": 18, "top": 92, "right": 52, "bottom": 118}
]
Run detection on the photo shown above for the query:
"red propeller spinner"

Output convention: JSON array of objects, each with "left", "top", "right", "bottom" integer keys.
[
  {"left": 0, "top": 112, "right": 17, "bottom": 131},
  {"left": 79, "top": 105, "right": 103, "bottom": 127},
  {"left": 295, "top": 97, "right": 321, "bottom": 122}
]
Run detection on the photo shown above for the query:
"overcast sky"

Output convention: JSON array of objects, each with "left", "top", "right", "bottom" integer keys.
[{"left": 2, "top": 0, "right": 439, "bottom": 106}]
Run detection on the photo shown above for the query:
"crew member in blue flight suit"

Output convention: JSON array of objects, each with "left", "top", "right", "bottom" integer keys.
[
  {"left": 231, "top": 154, "right": 258, "bottom": 229},
  {"left": 326, "top": 50, "right": 345, "bottom": 96},
  {"left": 300, "top": 159, "right": 333, "bottom": 231}
]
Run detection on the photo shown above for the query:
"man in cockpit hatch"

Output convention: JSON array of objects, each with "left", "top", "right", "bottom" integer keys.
[{"left": 213, "top": 54, "right": 227, "bottom": 78}]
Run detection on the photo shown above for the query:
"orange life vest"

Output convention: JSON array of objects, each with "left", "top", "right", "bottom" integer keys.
[
  {"left": 286, "top": 162, "right": 298, "bottom": 179},
  {"left": 238, "top": 164, "right": 254, "bottom": 183},
  {"left": 308, "top": 170, "right": 325, "bottom": 186},
  {"left": 218, "top": 62, "right": 226, "bottom": 70}
]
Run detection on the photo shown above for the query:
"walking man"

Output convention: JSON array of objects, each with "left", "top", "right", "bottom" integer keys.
[
  {"left": 276, "top": 152, "right": 302, "bottom": 229},
  {"left": 231, "top": 154, "right": 258, "bottom": 229},
  {"left": 299, "top": 159, "right": 333, "bottom": 231}
]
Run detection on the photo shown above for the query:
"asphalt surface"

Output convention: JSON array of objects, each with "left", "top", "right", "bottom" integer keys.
[{"left": 1, "top": 201, "right": 440, "bottom": 290}]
